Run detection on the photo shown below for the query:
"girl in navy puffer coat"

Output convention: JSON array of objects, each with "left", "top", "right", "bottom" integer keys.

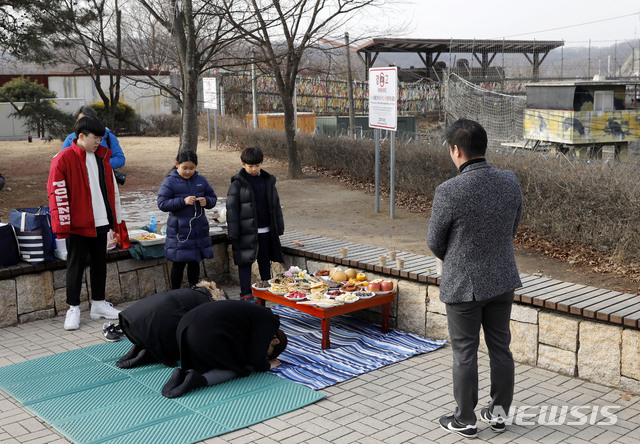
[{"left": 158, "top": 150, "right": 217, "bottom": 289}]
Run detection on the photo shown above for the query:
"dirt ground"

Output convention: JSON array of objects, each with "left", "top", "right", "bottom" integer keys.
[{"left": 1, "top": 136, "right": 638, "bottom": 295}]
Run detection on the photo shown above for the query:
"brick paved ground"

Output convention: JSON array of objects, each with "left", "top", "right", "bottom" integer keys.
[{"left": 1, "top": 284, "right": 639, "bottom": 443}]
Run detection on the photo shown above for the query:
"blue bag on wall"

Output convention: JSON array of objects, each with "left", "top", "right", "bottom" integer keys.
[
  {"left": 0, "top": 222, "right": 20, "bottom": 267},
  {"left": 9, "top": 206, "right": 56, "bottom": 264}
]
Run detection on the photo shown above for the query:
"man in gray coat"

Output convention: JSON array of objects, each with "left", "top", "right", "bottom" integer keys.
[{"left": 427, "top": 119, "right": 523, "bottom": 438}]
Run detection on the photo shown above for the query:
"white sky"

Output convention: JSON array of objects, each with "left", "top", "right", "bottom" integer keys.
[{"left": 355, "top": 0, "right": 640, "bottom": 47}]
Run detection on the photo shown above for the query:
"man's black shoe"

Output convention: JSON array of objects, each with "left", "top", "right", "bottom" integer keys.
[
  {"left": 439, "top": 415, "right": 477, "bottom": 439},
  {"left": 480, "top": 408, "right": 506, "bottom": 432}
]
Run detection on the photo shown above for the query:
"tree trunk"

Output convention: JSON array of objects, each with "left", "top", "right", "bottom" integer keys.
[
  {"left": 180, "top": 68, "right": 200, "bottom": 152},
  {"left": 173, "top": 0, "right": 199, "bottom": 153},
  {"left": 282, "top": 97, "right": 302, "bottom": 179}
]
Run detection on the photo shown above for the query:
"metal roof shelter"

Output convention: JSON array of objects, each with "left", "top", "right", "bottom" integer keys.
[{"left": 356, "top": 38, "right": 564, "bottom": 79}]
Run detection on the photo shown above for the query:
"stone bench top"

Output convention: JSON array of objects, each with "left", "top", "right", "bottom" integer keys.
[{"left": 280, "top": 230, "right": 640, "bottom": 329}]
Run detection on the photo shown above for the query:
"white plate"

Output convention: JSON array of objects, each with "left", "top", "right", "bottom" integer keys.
[
  {"left": 352, "top": 291, "right": 376, "bottom": 299},
  {"left": 375, "top": 289, "right": 395, "bottom": 295},
  {"left": 310, "top": 301, "right": 339, "bottom": 308},
  {"left": 130, "top": 232, "right": 166, "bottom": 246},
  {"left": 284, "top": 292, "right": 307, "bottom": 301},
  {"left": 335, "top": 294, "right": 360, "bottom": 303},
  {"left": 269, "top": 289, "right": 287, "bottom": 296},
  {"left": 269, "top": 278, "right": 295, "bottom": 286},
  {"left": 251, "top": 283, "right": 270, "bottom": 291},
  {"left": 307, "top": 293, "right": 329, "bottom": 301}
]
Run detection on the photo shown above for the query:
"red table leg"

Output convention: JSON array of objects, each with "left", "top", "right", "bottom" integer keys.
[
  {"left": 321, "top": 318, "right": 331, "bottom": 349},
  {"left": 381, "top": 303, "right": 390, "bottom": 333}
]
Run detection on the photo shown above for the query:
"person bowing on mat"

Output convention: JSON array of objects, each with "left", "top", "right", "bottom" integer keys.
[
  {"left": 161, "top": 300, "right": 288, "bottom": 398},
  {"left": 115, "top": 280, "right": 227, "bottom": 368}
]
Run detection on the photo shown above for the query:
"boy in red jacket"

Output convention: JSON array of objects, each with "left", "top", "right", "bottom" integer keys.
[{"left": 47, "top": 117, "right": 121, "bottom": 330}]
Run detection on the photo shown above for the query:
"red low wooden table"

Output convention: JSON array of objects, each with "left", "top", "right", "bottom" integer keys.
[{"left": 252, "top": 288, "right": 396, "bottom": 349}]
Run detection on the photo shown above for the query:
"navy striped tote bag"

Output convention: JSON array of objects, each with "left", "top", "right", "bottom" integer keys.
[{"left": 9, "top": 207, "right": 56, "bottom": 264}]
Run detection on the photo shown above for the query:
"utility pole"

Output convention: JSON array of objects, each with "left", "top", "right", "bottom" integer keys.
[{"left": 345, "top": 32, "right": 356, "bottom": 139}]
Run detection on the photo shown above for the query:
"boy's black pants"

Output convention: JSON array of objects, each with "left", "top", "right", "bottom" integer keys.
[
  {"left": 238, "top": 232, "right": 271, "bottom": 296},
  {"left": 65, "top": 227, "right": 109, "bottom": 306}
]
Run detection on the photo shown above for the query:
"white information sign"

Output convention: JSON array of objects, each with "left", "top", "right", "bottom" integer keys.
[
  {"left": 368, "top": 67, "right": 398, "bottom": 131},
  {"left": 203, "top": 77, "right": 217, "bottom": 110}
]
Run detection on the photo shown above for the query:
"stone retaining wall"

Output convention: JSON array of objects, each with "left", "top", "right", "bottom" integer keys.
[{"left": 288, "top": 256, "right": 640, "bottom": 394}]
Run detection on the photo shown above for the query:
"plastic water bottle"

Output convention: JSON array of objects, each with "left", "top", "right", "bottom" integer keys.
[{"left": 149, "top": 215, "right": 156, "bottom": 233}]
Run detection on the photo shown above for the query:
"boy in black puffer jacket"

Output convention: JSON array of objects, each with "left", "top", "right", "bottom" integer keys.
[{"left": 226, "top": 147, "right": 285, "bottom": 300}]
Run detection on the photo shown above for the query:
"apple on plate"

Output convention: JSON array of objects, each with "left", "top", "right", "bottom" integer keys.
[
  {"left": 380, "top": 280, "right": 394, "bottom": 292},
  {"left": 367, "top": 281, "right": 381, "bottom": 292}
]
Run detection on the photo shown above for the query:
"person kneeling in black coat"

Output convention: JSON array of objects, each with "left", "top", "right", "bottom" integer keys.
[
  {"left": 161, "top": 300, "right": 288, "bottom": 398},
  {"left": 116, "top": 280, "right": 227, "bottom": 369}
]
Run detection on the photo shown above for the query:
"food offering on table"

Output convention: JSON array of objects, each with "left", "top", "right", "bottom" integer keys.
[
  {"left": 335, "top": 293, "right": 359, "bottom": 303},
  {"left": 307, "top": 292, "right": 329, "bottom": 301},
  {"left": 297, "top": 298, "right": 343, "bottom": 307},
  {"left": 344, "top": 268, "right": 357, "bottom": 280},
  {"left": 329, "top": 268, "right": 348, "bottom": 282},
  {"left": 325, "top": 279, "right": 342, "bottom": 289},
  {"left": 315, "top": 269, "right": 330, "bottom": 277},
  {"left": 269, "top": 277, "right": 291, "bottom": 294},
  {"left": 252, "top": 280, "right": 270, "bottom": 290},
  {"left": 325, "top": 289, "right": 345, "bottom": 298},
  {"left": 269, "top": 283, "right": 288, "bottom": 294},
  {"left": 283, "top": 265, "right": 308, "bottom": 280},
  {"left": 288, "top": 281, "right": 311, "bottom": 294},
  {"left": 347, "top": 277, "right": 369, "bottom": 288},
  {"left": 341, "top": 282, "right": 358, "bottom": 292},
  {"left": 284, "top": 291, "right": 307, "bottom": 301},
  {"left": 366, "top": 279, "right": 395, "bottom": 294},
  {"left": 310, "top": 281, "right": 329, "bottom": 294},
  {"left": 352, "top": 290, "right": 375, "bottom": 299},
  {"left": 356, "top": 272, "right": 367, "bottom": 282},
  {"left": 270, "top": 276, "right": 295, "bottom": 285}
]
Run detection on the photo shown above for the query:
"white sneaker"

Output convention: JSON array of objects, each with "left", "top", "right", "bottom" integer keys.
[
  {"left": 64, "top": 306, "right": 81, "bottom": 330},
  {"left": 90, "top": 300, "right": 120, "bottom": 320}
]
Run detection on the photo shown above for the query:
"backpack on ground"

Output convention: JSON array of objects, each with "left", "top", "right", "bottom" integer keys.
[{"left": 0, "top": 222, "right": 20, "bottom": 267}]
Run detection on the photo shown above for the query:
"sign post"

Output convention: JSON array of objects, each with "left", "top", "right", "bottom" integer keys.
[
  {"left": 203, "top": 77, "right": 218, "bottom": 150},
  {"left": 368, "top": 67, "right": 398, "bottom": 218}
]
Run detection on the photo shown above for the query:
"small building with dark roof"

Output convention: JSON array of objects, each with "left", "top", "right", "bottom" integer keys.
[{"left": 356, "top": 38, "right": 564, "bottom": 81}]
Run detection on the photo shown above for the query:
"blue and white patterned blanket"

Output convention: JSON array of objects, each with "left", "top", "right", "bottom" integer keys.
[{"left": 269, "top": 306, "right": 446, "bottom": 390}]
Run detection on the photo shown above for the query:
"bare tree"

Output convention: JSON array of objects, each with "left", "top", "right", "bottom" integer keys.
[
  {"left": 221, "top": 0, "right": 384, "bottom": 179},
  {"left": 63, "top": 0, "right": 123, "bottom": 129},
  {"left": 110, "top": 0, "right": 243, "bottom": 152}
]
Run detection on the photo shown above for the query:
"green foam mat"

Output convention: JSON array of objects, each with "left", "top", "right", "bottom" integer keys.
[{"left": 0, "top": 340, "right": 324, "bottom": 444}]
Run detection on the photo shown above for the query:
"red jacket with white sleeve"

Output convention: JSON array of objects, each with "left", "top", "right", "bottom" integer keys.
[{"left": 47, "top": 141, "right": 118, "bottom": 238}]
